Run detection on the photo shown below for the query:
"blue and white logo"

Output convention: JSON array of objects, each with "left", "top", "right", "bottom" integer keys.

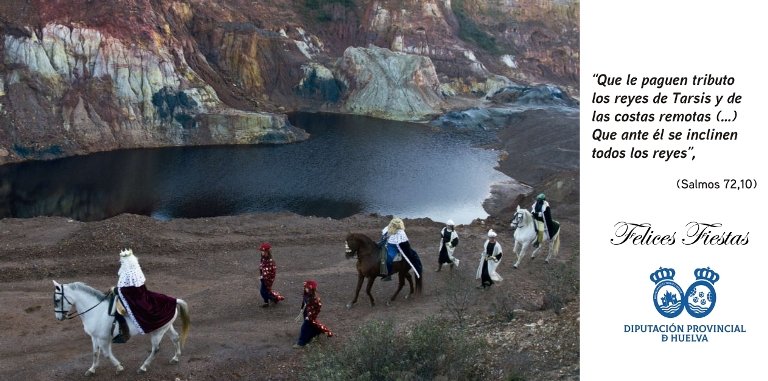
[
  {"left": 684, "top": 267, "right": 719, "bottom": 318},
  {"left": 651, "top": 266, "right": 719, "bottom": 318},
  {"left": 650, "top": 267, "right": 684, "bottom": 318}
]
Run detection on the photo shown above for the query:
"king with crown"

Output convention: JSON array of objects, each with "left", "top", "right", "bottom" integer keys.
[{"left": 116, "top": 249, "right": 178, "bottom": 341}]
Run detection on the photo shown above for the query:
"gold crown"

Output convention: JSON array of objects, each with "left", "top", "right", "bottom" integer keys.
[
  {"left": 650, "top": 267, "right": 675, "bottom": 283},
  {"left": 694, "top": 267, "right": 719, "bottom": 284},
  {"left": 119, "top": 248, "right": 134, "bottom": 257}
]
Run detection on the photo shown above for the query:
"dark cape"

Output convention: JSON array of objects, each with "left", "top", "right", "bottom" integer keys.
[
  {"left": 384, "top": 240, "right": 423, "bottom": 276},
  {"left": 533, "top": 200, "right": 559, "bottom": 238},
  {"left": 118, "top": 285, "right": 177, "bottom": 333}
]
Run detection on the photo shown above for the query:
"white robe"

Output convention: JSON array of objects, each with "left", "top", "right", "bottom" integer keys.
[
  {"left": 476, "top": 240, "right": 503, "bottom": 282},
  {"left": 438, "top": 227, "right": 459, "bottom": 262},
  {"left": 381, "top": 227, "right": 407, "bottom": 260},
  {"left": 118, "top": 254, "right": 146, "bottom": 287}
]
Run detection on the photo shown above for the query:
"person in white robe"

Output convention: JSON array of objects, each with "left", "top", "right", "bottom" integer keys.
[
  {"left": 436, "top": 219, "right": 460, "bottom": 271},
  {"left": 476, "top": 229, "right": 503, "bottom": 288}
]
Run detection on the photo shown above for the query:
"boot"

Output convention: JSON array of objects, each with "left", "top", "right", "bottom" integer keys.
[
  {"left": 112, "top": 315, "right": 130, "bottom": 343},
  {"left": 382, "top": 275, "right": 392, "bottom": 281},
  {"left": 435, "top": 264, "right": 442, "bottom": 272}
]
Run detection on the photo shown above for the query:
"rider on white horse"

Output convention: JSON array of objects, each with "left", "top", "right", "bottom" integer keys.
[
  {"left": 116, "top": 249, "right": 178, "bottom": 342},
  {"left": 531, "top": 193, "right": 555, "bottom": 248}
]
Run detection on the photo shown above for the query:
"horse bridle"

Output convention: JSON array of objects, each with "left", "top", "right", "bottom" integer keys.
[
  {"left": 54, "top": 285, "right": 109, "bottom": 320},
  {"left": 511, "top": 211, "right": 525, "bottom": 228},
  {"left": 344, "top": 241, "right": 358, "bottom": 258}
]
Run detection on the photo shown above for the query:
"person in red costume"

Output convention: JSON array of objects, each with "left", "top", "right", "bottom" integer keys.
[
  {"left": 293, "top": 280, "right": 333, "bottom": 348},
  {"left": 115, "top": 249, "right": 177, "bottom": 341},
  {"left": 258, "top": 242, "right": 285, "bottom": 307}
]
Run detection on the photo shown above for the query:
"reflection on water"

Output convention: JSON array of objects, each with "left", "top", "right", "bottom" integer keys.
[{"left": 0, "top": 113, "right": 509, "bottom": 224}]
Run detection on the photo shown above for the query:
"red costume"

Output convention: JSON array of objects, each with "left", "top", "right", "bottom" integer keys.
[
  {"left": 296, "top": 280, "right": 332, "bottom": 346},
  {"left": 118, "top": 285, "right": 177, "bottom": 333},
  {"left": 259, "top": 243, "right": 284, "bottom": 305}
]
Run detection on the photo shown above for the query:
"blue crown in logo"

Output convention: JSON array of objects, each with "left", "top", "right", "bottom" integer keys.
[
  {"left": 650, "top": 267, "right": 675, "bottom": 283},
  {"left": 693, "top": 267, "right": 719, "bottom": 284}
]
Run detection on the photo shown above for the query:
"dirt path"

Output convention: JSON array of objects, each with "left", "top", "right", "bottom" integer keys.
[{"left": 0, "top": 108, "right": 580, "bottom": 380}]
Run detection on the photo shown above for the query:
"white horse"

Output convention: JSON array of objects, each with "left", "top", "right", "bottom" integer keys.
[
  {"left": 510, "top": 205, "right": 561, "bottom": 268},
  {"left": 52, "top": 280, "right": 190, "bottom": 375}
]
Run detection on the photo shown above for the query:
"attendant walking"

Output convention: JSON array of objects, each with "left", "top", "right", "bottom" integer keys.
[
  {"left": 476, "top": 229, "right": 503, "bottom": 289},
  {"left": 259, "top": 242, "right": 285, "bottom": 307}
]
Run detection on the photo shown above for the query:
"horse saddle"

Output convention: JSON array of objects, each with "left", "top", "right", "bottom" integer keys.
[
  {"left": 108, "top": 288, "right": 131, "bottom": 343},
  {"left": 108, "top": 288, "right": 127, "bottom": 317},
  {"left": 377, "top": 244, "right": 402, "bottom": 262},
  {"left": 378, "top": 244, "right": 401, "bottom": 278}
]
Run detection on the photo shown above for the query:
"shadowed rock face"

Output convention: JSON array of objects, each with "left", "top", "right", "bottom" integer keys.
[{"left": 0, "top": 0, "right": 578, "bottom": 164}]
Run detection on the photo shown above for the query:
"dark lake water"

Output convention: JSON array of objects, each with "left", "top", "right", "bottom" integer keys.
[{"left": 0, "top": 113, "right": 509, "bottom": 224}]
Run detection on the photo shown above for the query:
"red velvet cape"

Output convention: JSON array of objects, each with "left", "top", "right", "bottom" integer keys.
[{"left": 119, "top": 285, "right": 177, "bottom": 333}]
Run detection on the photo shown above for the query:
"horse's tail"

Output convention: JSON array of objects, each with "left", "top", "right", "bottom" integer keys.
[
  {"left": 177, "top": 299, "right": 190, "bottom": 348},
  {"left": 411, "top": 250, "right": 423, "bottom": 294},
  {"left": 415, "top": 272, "right": 423, "bottom": 294},
  {"left": 552, "top": 230, "right": 561, "bottom": 258}
]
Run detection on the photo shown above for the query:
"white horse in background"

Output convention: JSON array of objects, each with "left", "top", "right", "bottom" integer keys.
[
  {"left": 510, "top": 205, "right": 561, "bottom": 268},
  {"left": 52, "top": 280, "right": 190, "bottom": 375}
]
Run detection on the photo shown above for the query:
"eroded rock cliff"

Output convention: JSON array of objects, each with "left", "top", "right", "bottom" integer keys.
[
  {"left": 337, "top": 45, "right": 445, "bottom": 121},
  {"left": 0, "top": 22, "right": 305, "bottom": 163},
  {"left": 0, "top": 0, "right": 579, "bottom": 164}
]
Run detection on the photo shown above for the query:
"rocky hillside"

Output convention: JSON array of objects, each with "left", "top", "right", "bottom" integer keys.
[{"left": 0, "top": 0, "right": 579, "bottom": 164}]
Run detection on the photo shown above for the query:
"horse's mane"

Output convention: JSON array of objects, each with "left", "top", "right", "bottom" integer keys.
[
  {"left": 347, "top": 232, "right": 376, "bottom": 247},
  {"left": 521, "top": 209, "right": 533, "bottom": 224},
  {"left": 69, "top": 282, "right": 107, "bottom": 298}
]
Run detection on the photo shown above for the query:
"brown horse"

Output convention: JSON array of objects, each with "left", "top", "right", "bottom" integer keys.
[{"left": 344, "top": 233, "right": 422, "bottom": 308}]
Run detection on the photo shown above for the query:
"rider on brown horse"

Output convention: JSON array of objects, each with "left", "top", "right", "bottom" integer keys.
[{"left": 381, "top": 217, "right": 423, "bottom": 281}]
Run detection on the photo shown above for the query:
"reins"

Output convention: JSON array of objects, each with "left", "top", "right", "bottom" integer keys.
[{"left": 55, "top": 286, "right": 111, "bottom": 320}]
